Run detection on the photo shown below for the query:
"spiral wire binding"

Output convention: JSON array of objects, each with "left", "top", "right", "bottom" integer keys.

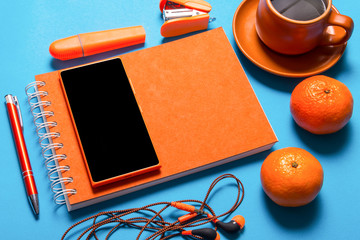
[{"left": 25, "top": 81, "right": 76, "bottom": 205}]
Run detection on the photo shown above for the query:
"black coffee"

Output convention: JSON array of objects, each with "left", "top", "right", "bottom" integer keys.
[{"left": 271, "top": 0, "right": 327, "bottom": 21}]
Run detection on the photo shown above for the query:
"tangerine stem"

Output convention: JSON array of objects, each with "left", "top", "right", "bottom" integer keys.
[
  {"left": 324, "top": 89, "right": 331, "bottom": 94},
  {"left": 291, "top": 162, "right": 298, "bottom": 168}
]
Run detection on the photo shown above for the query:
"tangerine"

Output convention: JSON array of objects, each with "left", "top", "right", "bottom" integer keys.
[
  {"left": 260, "top": 147, "right": 323, "bottom": 207},
  {"left": 290, "top": 75, "right": 353, "bottom": 134}
]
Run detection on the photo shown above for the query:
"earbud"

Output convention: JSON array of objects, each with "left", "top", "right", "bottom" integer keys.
[
  {"left": 172, "top": 202, "right": 245, "bottom": 236},
  {"left": 182, "top": 228, "right": 220, "bottom": 240},
  {"left": 209, "top": 214, "right": 245, "bottom": 233}
]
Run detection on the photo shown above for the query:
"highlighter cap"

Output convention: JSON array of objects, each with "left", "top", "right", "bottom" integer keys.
[
  {"left": 49, "top": 26, "right": 146, "bottom": 60},
  {"left": 49, "top": 36, "right": 83, "bottom": 60}
]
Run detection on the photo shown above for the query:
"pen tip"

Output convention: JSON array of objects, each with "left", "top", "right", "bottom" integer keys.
[{"left": 29, "top": 194, "right": 39, "bottom": 215}]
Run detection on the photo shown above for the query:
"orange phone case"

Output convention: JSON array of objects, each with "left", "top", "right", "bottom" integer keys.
[
  {"left": 90, "top": 164, "right": 161, "bottom": 188},
  {"left": 58, "top": 65, "right": 161, "bottom": 188}
]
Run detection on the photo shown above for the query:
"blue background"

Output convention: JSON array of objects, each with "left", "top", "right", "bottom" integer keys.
[{"left": 0, "top": 0, "right": 359, "bottom": 239}]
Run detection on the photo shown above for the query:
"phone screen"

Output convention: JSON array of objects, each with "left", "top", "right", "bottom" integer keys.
[{"left": 60, "top": 58, "right": 160, "bottom": 186}]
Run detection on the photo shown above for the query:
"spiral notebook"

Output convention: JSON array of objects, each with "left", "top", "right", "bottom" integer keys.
[{"left": 25, "top": 28, "right": 277, "bottom": 211}]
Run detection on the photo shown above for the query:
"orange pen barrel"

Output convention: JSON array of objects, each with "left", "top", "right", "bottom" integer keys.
[
  {"left": 5, "top": 97, "right": 38, "bottom": 197},
  {"left": 49, "top": 26, "right": 146, "bottom": 60}
]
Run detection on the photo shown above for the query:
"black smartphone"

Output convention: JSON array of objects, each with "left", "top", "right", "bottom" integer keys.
[{"left": 59, "top": 58, "right": 160, "bottom": 187}]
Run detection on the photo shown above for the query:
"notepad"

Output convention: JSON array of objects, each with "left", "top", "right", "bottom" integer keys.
[{"left": 25, "top": 27, "right": 277, "bottom": 211}]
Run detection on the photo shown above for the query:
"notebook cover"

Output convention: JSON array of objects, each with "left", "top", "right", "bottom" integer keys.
[{"left": 35, "top": 27, "right": 277, "bottom": 211}]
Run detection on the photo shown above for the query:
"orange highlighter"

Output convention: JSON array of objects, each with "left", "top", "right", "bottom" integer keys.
[
  {"left": 160, "top": 0, "right": 215, "bottom": 37},
  {"left": 49, "top": 26, "right": 146, "bottom": 60}
]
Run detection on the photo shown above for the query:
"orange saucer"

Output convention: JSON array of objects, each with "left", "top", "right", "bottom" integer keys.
[{"left": 232, "top": 0, "right": 347, "bottom": 78}]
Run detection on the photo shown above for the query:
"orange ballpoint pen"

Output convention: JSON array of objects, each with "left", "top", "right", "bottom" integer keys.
[{"left": 5, "top": 94, "right": 39, "bottom": 215}]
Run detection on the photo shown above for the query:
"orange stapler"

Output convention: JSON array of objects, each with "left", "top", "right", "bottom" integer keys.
[{"left": 159, "top": 0, "right": 215, "bottom": 38}]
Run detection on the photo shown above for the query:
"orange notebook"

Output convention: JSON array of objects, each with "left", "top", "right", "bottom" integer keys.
[{"left": 25, "top": 27, "right": 277, "bottom": 211}]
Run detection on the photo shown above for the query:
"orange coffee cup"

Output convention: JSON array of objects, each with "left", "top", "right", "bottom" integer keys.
[{"left": 255, "top": 0, "right": 354, "bottom": 55}]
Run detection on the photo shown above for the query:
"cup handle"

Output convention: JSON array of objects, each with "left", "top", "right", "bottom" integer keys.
[{"left": 321, "top": 11, "right": 354, "bottom": 46}]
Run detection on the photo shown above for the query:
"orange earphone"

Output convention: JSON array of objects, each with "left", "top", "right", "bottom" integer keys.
[
  {"left": 171, "top": 201, "right": 245, "bottom": 239},
  {"left": 62, "top": 174, "right": 245, "bottom": 240},
  {"left": 211, "top": 214, "right": 246, "bottom": 233}
]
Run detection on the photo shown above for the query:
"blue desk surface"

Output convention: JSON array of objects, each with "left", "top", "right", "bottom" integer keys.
[{"left": 1, "top": 1, "right": 359, "bottom": 239}]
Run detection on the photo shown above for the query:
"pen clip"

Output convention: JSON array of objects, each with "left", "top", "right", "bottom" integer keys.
[{"left": 13, "top": 96, "right": 24, "bottom": 130}]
